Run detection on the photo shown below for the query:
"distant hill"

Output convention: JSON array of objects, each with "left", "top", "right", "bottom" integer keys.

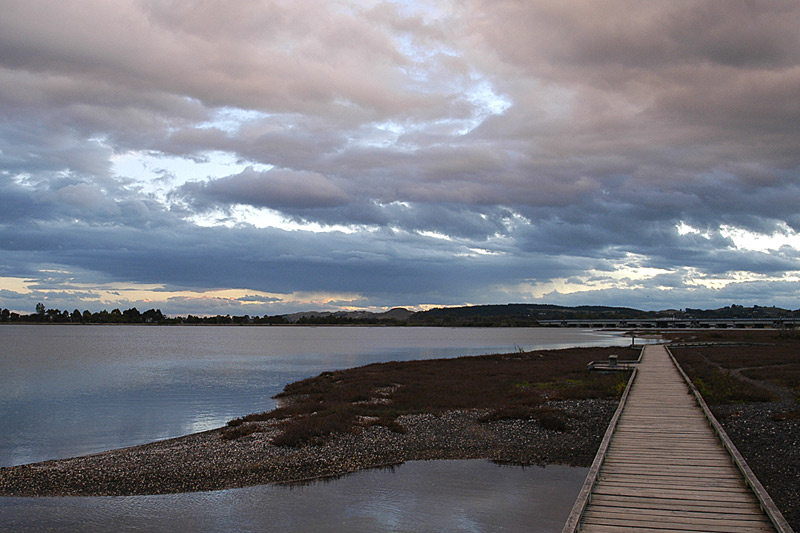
[
  {"left": 278, "top": 304, "right": 798, "bottom": 326},
  {"left": 379, "top": 307, "right": 415, "bottom": 321},
  {"left": 283, "top": 308, "right": 414, "bottom": 324},
  {"left": 406, "top": 304, "right": 649, "bottom": 326}
]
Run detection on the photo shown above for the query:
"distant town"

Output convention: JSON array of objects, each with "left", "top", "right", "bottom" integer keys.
[{"left": 2, "top": 303, "right": 798, "bottom": 328}]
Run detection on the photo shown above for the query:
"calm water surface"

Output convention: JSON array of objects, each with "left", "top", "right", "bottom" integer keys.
[{"left": 0, "top": 325, "right": 631, "bottom": 531}]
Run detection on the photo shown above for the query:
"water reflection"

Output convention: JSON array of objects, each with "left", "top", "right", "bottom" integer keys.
[{"left": 0, "top": 461, "right": 587, "bottom": 532}]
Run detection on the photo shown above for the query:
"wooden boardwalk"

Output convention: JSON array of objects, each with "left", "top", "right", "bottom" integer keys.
[{"left": 564, "top": 344, "right": 790, "bottom": 532}]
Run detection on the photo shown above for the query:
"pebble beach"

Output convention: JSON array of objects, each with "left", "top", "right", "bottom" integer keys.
[{"left": 0, "top": 399, "right": 614, "bottom": 497}]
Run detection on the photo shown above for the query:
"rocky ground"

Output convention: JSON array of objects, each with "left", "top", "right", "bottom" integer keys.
[
  {"left": 0, "top": 398, "right": 615, "bottom": 497},
  {"left": 713, "top": 400, "right": 800, "bottom": 531}
]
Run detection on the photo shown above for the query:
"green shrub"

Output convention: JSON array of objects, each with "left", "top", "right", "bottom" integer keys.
[{"left": 538, "top": 414, "right": 568, "bottom": 432}]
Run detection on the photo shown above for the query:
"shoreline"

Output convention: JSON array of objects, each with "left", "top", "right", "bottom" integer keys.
[{"left": 0, "top": 400, "right": 615, "bottom": 497}]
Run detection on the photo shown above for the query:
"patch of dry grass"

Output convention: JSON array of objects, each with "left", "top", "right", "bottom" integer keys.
[
  {"left": 667, "top": 329, "right": 799, "bottom": 404},
  {"left": 227, "top": 346, "right": 636, "bottom": 446}
]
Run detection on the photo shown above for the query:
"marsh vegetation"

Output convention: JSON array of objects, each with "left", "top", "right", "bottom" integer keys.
[{"left": 225, "top": 346, "right": 634, "bottom": 447}]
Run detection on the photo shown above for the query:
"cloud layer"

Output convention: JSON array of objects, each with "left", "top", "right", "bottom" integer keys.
[{"left": 1, "top": 0, "right": 799, "bottom": 314}]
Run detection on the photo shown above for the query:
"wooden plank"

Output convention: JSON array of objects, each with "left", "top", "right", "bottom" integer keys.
[
  {"left": 609, "top": 432, "right": 719, "bottom": 439},
  {"left": 594, "top": 466, "right": 744, "bottom": 479},
  {"left": 602, "top": 454, "right": 731, "bottom": 463},
  {"left": 612, "top": 427, "right": 713, "bottom": 434},
  {"left": 605, "top": 441, "right": 727, "bottom": 449},
  {"left": 578, "top": 526, "right": 696, "bottom": 533},
  {"left": 596, "top": 477, "right": 746, "bottom": 491},
  {"left": 598, "top": 472, "right": 744, "bottom": 484},
  {"left": 582, "top": 516, "right": 775, "bottom": 533},
  {"left": 584, "top": 507, "right": 771, "bottom": 529},
  {"left": 596, "top": 478, "right": 745, "bottom": 490},
  {"left": 603, "top": 452, "right": 731, "bottom": 462},
  {"left": 588, "top": 493, "right": 763, "bottom": 513},
  {"left": 580, "top": 526, "right": 691, "bottom": 533},
  {"left": 583, "top": 507, "right": 773, "bottom": 524},
  {"left": 598, "top": 474, "right": 743, "bottom": 484},
  {"left": 608, "top": 431, "right": 717, "bottom": 439},
  {"left": 601, "top": 456, "right": 734, "bottom": 466},
  {"left": 591, "top": 485, "right": 759, "bottom": 503}
]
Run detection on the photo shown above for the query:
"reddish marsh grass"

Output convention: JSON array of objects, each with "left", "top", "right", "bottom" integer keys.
[
  {"left": 226, "top": 346, "right": 635, "bottom": 446},
  {"left": 667, "top": 329, "right": 800, "bottom": 403}
]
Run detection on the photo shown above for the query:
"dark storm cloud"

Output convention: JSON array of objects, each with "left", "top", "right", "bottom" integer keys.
[
  {"left": 177, "top": 167, "right": 349, "bottom": 210},
  {"left": 0, "top": 216, "right": 576, "bottom": 308}
]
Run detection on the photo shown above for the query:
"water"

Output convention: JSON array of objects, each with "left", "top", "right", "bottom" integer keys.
[
  {"left": 0, "top": 462, "right": 587, "bottom": 532},
  {"left": 0, "top": 325, "right": 630, "bottom": 531}
]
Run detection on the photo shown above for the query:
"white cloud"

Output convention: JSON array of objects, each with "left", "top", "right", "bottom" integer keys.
[{"left": 720, "top": 223, "right": 800, "bottom": 253}]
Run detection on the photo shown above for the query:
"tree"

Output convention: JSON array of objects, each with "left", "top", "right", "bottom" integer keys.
[
  {"left": 122, "top": 307, "right": 141, "bottom": 323},
  {"left": 35, "top": 302, "right": 45, "bottom": 319},
  {"left": 142, "top": 309, "right": 164, "bottom": 323}
]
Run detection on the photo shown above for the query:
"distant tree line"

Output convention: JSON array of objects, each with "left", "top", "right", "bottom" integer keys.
[
  {"left": 179, "top": 314, "right": 289, "bottom": 325},
  {"left": 294, "top": 315, "right": 404, "bottom": 326},
  {"left": 0, "top": 304, "right": 289, "bottom": 325},
  {"left": 0, "top": 304, "right": 167, "bottom": 324}
]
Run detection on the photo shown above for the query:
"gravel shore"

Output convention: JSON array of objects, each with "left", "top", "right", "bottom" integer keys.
[
  {"left": 713, "top": 400, "right": 800, "bottom": 531},
  {"left": 0, "top": 399, "right": 615, "bottom": 497}
]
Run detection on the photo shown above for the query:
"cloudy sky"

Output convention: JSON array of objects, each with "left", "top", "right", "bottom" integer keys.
[{"left": 1, "top": 0, "right": 799, "bottom": 316}]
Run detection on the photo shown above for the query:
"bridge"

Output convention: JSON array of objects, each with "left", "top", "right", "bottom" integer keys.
[
  {"left": 539, "top": 317, "right": 798, "bottom": 329},
  {"left": 563, "top": 344, "right": 791, "bottom": 532}
]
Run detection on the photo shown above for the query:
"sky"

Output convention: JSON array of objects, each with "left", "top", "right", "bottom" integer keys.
[{"left": 1, "top": 0, "right": 799, "bottom": 316}]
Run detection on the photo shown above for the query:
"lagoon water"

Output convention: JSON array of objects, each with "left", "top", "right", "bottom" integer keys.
[{"left": 0, "top": 325, "right": 632, "bottom": 531}]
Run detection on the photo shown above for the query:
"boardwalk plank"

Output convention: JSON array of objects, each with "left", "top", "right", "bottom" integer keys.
[
  {"left": 583, "top": 509, "right": 773, "bottom": 528},
  {"left": 593, "top": 466, "right": 742, "bottom": 479},
  {"left": 591, "top": 485, "right": 758, "bottom": 503},
  {"left": 602, "top": 456, "right": 733, "bottom": 467},
  {"left": 596, "top": 477, "right": 746, "bottom": 491},
  {"left": 581, "top": 514, "right": 773, "bottom": 533},
  {"left": 588, "top": 493, "right": 763, "bottom": 513}
]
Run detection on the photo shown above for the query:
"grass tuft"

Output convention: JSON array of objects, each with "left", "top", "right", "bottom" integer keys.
[
  {"left": 220, "top": 424, "right": 260, "bottom": 440},
  {"left": 771, "top": 409, "right": 800, "bottom": 422}
]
